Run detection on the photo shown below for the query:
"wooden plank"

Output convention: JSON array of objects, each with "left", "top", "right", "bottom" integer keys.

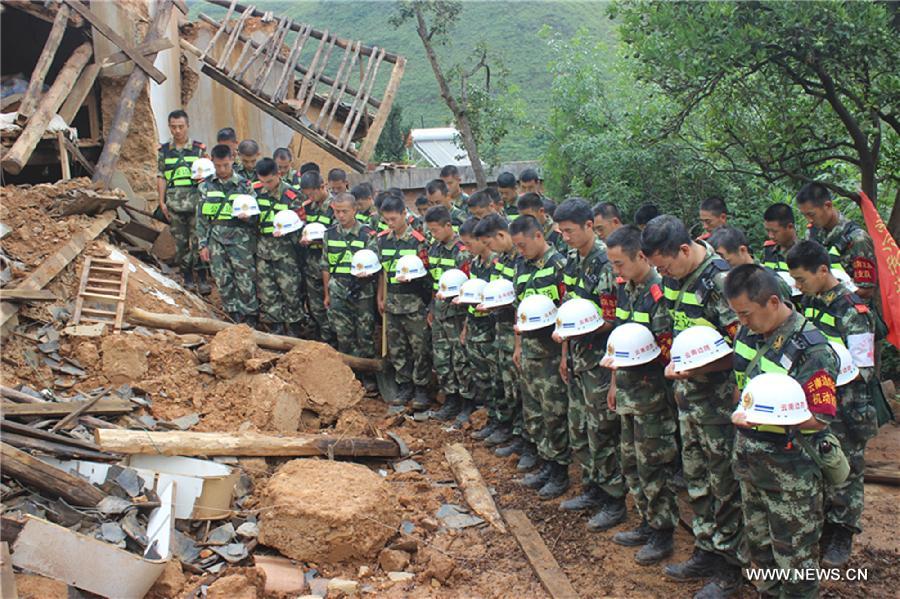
[
  {"left": 114, "top": 260, "right": 129, "bottom": 330},
  {"left": 321, "top": 41, "right": 361, "bottom": 137},
  {"left": 314, "top": 40, "right": 352, "bottom": 129},
  {"left": 200, "top": 0, "right": 237, "bottom": 62},
  {"left": 358, "top": 57, "right": 406, "bottom": 163},
  {"left": 95, "top": 429, "right": 402, "bottom": 458},
  {"left": 1, "top": 399, "right": 134, "bottom": 418},
  {"left": 220, "top": 4, "right": 254, "bottom": 70},
  {"left": 1, "top": 432, "right": 116, "bottom": 462},
  {"left": 342, "top": 48, "right": 385, "bottom": 149},
  {"left": 272, "top": 23, "right": 311, "bottom": 103},
  {"left": 58, "top": 64, "right": 101, "bottom": 125},
  {"left": 0, "top": 386, "right": 46, "bottom": 404},
  {"left": 252, "top": 18, "right": 291, "bottom": 94},
  {"left": 64, "top": 0, "right": 167, "bottom": 84},
  {"left": 503, "top": 509, "right": 580, "bottom": 599},
  {"left": 0, "top": 443, "right": 106, "bottom": 507},
  {"left": 294, "top": 29, "right": 330, "bottom": 108},
  {"left": 0, "top": 211, "right": 116, "bottom": 335},
  {"left": 50, "top": 394, "right": 104, "bottom": 433},
  {"left": 444, "top": 443, "right": 507, "bottom": 532},
  {"left": 0, "top": 542, "right": 16, "bottom": 599},
  {"left": 71, "top": 256, "right": 93, "bottom": 325},
  {"left": 0, "top": 289, "right": 56, "bottom": 302},
  {"left": 338, "top": 48, "right": 381, "bottom": 148},
  {"left": 57, "top": 131, "right": 71, "bottom": 179},
  {"left": 61, "top": 135, "right": 95, "bottom": 175},
  {"left": 2, "top": 0, "right": 84, "bottom": 27},
  {"left": 16, "top": 5, "right": 71, "bottom": 125},
  {"left": 298, "top": 32, "right": 337, "bottom": 115},
  {"left": 0, "top": 419, "right": 104, "bottom": 452},
  {"left": 865, "top": 465, "right": 900, "bottom": 486},
  {"left": 100, "top": 38, "right": 173, "bottom": 68}
]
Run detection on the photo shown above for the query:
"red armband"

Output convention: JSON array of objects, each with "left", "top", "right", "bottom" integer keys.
[
  {"left": 802, "top": 370, "right": 837, "bottom": 418},
  {"left": 851, "top": 257, "right": 876, "bottom": 284}
]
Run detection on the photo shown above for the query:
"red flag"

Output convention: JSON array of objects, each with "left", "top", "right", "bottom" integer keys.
[{"left": 858, "top": 190, "right": 900, "bottom": 349}]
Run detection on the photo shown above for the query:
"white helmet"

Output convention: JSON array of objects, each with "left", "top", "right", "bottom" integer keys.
[
  {"left": 738, "top": 372, "right": 811, "bottom": 426},
  {"left": 231, "top": 194, "right": 260, "bottom": 217},
  {"left": 829, "top": 341, "right": 859, "bottom": 387},
  {"left": 554, "top": 298, "right": 603, "bottom": 339},
  {"left": 395, "top": 254, "right": 427, "bottom": 281},
  {"left": 350, "top": 249, "right": 381, "bottom": 276},
  {"left": 777, "top": 271, "right": 802, "bottom": 297},
  {"left": 480, "top": 279, "right": 516, "bottom": 308},
  {"left": 272, "top": 210, "right": 303, "bottom": 237},
  {"left": 670, "top": 325, "right": 733, "bottom": 373},
  {"left": 605, "top": 322, "right": 660, "bottom": 367},
  {"left": 516, "top": 294, "right": 557, "bottom": 332},
  {"left": 832, "top": 268, "right": 858, "bottom": 292},
  {"left": 437, "top": 269, "right": 468, "bottom": 299},
  {"left": 191, "top": 158, "right": 215, "bottom": 181},
  {"left": 303, "top": 222, "right": 327, "bottom": 242},
  {"left": 458, "top": 278, "right": 487, "bottom": 305}
]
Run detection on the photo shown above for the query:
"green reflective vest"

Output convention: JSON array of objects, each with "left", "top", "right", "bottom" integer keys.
[
  {"left": 378, "top": 227, "right": 429, "bottom": 287},
  {"left": 160, "top": 141, "right": 204, "bottom": 188},
  {"left": 254, "top": 183, "right": 299, "bottom": 235},
  {"left": 515, "top": 247, "right": 565, "bottom": 303},
  {"left": 427, "top": 238, "right": 467, "bottom": 292},
  {"left": 760, "top": 241, "right": 790, "bottom": 272},
  {"left": 662, "top": 254, "right": 730, "bottom": 334},
  {"left": 326, "top": 224, "right": 374, "bottom": 276},
  {"left": 200, "top": 190, "right": 243, "bottom": 220}
]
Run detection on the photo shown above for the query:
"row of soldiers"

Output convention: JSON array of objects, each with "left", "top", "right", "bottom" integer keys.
[{"left": 158, "top": 109, "right": 886, "bottom": 598}]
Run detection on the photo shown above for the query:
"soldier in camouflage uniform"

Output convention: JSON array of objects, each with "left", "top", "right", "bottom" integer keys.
[
  {"left": 552, "top": 199, "right": 626, "bottom": 520},
  {"left": 697, "top": 197, "right": 728, "bottom": 242},
  {"left": 377, "top": 195, "right": 433, "bottom": 406},
  {"left": 761, "top": 203, "right": 800, "bottom": 274},
  {"left": 510, "top": 215, "right": 571, "bottom": 499},
  {"left": 787, "top": 241, "right": 878, "bottom": 568},
  {"left": 351, "top": 183, "right": 388, "bottom": 233},
  {"left": 425, "top": 206, "right": 474, "bottom": 418},
  {"left": 726, "top": 264, "right": 839, "bottom": 599},
  {"left": 641, "top": 216, "right": 744, "bottom": 597},
  {"left": 605, "top": 225, "right": 680, "bottom": 565},
  {"left": 298, "top": 171, "right": 337, "bottom": 346},
  {"left": 235, "top": 140, "right": 260, "bottom": 183},
  {"left": 518, "top": 192, "right": 568, "bottom": 254},
  {"left": 709, "top": 227, "right": 794, "bottom": 300},
  {"left": 273, "top": 147, "right": 301, "bottom": 187},
  {"left": 196, "top": 144, "right": 259, "bottom": 325},
  {"left": 497, "top": 172, "right": 520, "bottom": 222},
  {"left": 251, "top": 159, "right": 304, "bottom": 336},
  {"left": 322, "top": 193, "right": 379, "bottom": 390},
  {"left": 465, "top": 190, "right": 494, "bottom": 220},
  {"left": 440, "top": 164, "right": 469, "bottom": 214},
  {"left": 327, "top": 168, "right": 349, "bottom": 195},
  {"left": 156, "top": 110, "right": 207, "bottom": 291},
  {"left": 425, "top": 179, "right": 468, "bottom": 232}
]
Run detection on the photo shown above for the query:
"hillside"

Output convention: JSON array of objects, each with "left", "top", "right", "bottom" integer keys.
[{"left": 193, "top": 0, "right": 616, "bottom": 162}]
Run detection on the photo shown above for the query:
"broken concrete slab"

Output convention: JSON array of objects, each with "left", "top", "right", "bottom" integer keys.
[{"left": 435, "top": 503, "right": 485, "bottom": 530}]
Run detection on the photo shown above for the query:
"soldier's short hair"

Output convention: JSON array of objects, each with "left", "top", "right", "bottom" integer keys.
[
  {"left": 474, "top": 213, "right": 509, "bottom": 238},
  {"left": 496, "top": 172, "right": 517, "bottom": 189},
  {"left": 786, "top": 240, "right": 830, "bottom": 272},
  {"left": 425, "top": 205, "right": 452, "bottom": 225},
  {"left": 553, "top": 198, "right": 593, "bottom": 226},
  {"left": 605, "top": 225, "right": 643, "bottom": 259},
  {"left": 459, "top": 217, "right": 479, "bottom": 237},
  {"left": 509, "top": 214, "right": 542, "bottom": 238},
  {"left": 633, "top": 203, "right": 660, "bottom": 227},
  {"left": 380, "top": 196, "right": 406, "bottom": 214},
  {"left": 273, "top": 147, "right": 292, "bottom": 161},
  {"left": 328, "top": 168, "right": 347, "bottom": 182},
  {"left": 724, "top": 264, "right": 781, "bottom": 306},
  {"left": 516, "top": 192, "right": 544, "bottom": 212},
  {"left": 763, "top": 202, "right": 795, "bottom": 227},
  {"left": 331, "top": 192, "right": 355, "bottom": 206},
  {"left": 351, "top": 182, "right": 374, "bottom": 201},
  {"left": 299, "top": 171, "right": 324, "bottom": 190},
  {"left": 641, "top": 215, "right": 691, "bottom": 257},
  {"left": 426, "top": 179, "right": 448, "bottom": 196},
  {"left": 414, "top": 195, "right": 429, "bottom": 208},
  {"left": 299, "top": 162, "right": 320, "bottom": 175},
  {"left": 216, "top": 127, "right": 237, "bottom": 142},
  {"left": 238, "top": 140, "right": 259, "bottom": 156},
  {"left": 594, "top": 201, "right": 621, "bottom": 220},
  {"left": 709, "top": 226, "right": 750, "bottom": 254},
  {"left": 796, "top": 182, "right": 832, "bottom": 207},
  {"left": 387, "top": 187, "right": 405, "bottom": 199},
  {"left": 467, "top": 190, "right": 491, "bottom": 210},
  {"left": 700, "top": 196, "right": 727, "bottom": 215},
  {"left": 255, "top": 157, "right": 277, "bottom": 177},
  {"left": 440, "top": 165, "right": 460, "bottom": 178},
  {"left": 210, "top": 144, "right": 232, "bottom": 160},
  {"left": 520, "top": 168, "right": 540, "bottom": 183},
  {"left": 483, "top": 187, "right": 500, "bottom": 203},
  {"left": 375, "top": 191, "right": 396, "bottom": 210},
  {"left": 168, "top": 109, "right": 189, "bottom": 123}
]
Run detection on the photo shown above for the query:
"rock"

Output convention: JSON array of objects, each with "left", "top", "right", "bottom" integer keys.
[
  {"left": 236, "top": 521, "right": 259, "bottom": 538},
  {"left": 206, "top": 569, "right": 266, "bottom": 599},
  {"left": 357, "top": 566, "right": 371, "bottom": 578},
  {"left": 73, "top": 341, "right": 100, "bottom": 368},
  {"left": 378, "top": 548, "right": 410, "bottom": 572},
  {"left": 422, "top": 547, "right": 456, "bottom": 583},
  {"left": 308, "top": 577, "right": 329, "bottom": 597},
  {"left": 254, "top": 554, "right": 306, "bottom": 595},
  {"left": 144, "top": 560, "right": 185, "bottom": 599},
  {"left": 211, "top": 373, "right": 306, "bottom": 432},
  {"left": 333, "top": 408, "right": 371, "bottom": 436},
  {"left": 258, "top": 459, "right": 401, "bottom": 564},
  {"left": 327, "top": 578, "right": 359, "bottom": 596},
  {"left": 209, "top": 324, "right": 258, "bottom": 378},
  {"left": 386, "top": 572, "right": 414, "bottom": 582},
  {"left": 101, "top": 334, "right": 148, "bottom": 384}
]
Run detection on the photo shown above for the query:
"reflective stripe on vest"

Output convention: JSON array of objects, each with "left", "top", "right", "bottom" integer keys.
[
  {"left": 327, "top": 237, "right": 366, "bottom": 273},
  {"left": 257, "top": 198, "right": 290, "bottom": 234},
  {"left": 200, "top": 190, "right": 239, "bottom": 220},
  {"left": 828, "top": 245, "right": 846, "bottom": 272},
  {"left": 615, "top": 306, "right": 650, "bottom": 324},
  {"left": 428, "top": 256, "right": 458, "bottom": 290},
  {"left": 517, "top": 267, "right": 560, "bottom": 302},
  {"left": 307, "top": 212, "right": 332, "bottom": 226},
  {"left": 163, "top": 153, "right": 200, "bottom": 188},
  {"left": 381, "top": 248, "right": 418, "bottom": 284},
  {"left": 803, "top": 307, "right": 844, "bottom": 345},
  {"left": 492, "top": 261, "right": 516, "bottom": 281},
  {"left": 761, "top": 259, "right": 789, "bottom": 271}
]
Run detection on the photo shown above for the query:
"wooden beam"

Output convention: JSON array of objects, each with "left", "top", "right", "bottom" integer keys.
[
  {"left": 0, "top": 419, "right": 105, "bottom": 452},
  {"left": 100, "top": 38, "right": 173, "bottom": 69},
  {"left": 1, "top": 42, "right": 93, "bottom": 175},
  {"left": 16, "top": 5, "right": 71, "bottom": 125},
  {"left": 358, "top": 58, "right": 406, "bottom": 163},
  {"left": 58, "top": 63, "right": 101, "bottom": 125},
  {"left": 444, "top": 443, "right": 507, "bottom": 533},
  {"left": 2, "top": 0, "right": 84, "bottom": 27},
  {"left": 0, "top": 386, "right": 46, "bottom": 404},
  {"left": 1, "top": 399, "right": 134, "bottom": 418},
  {"left": 0, "top": 211, "right": 116, "bottom": 334},
  {"left": 62, "top": 136, "right": 95, "bottom": 175},
  {"left": 57, "top": 131, "right": 71, "bottom": 179},
  {"left": 64, "top": 0, "right": 167, "bottom": 84},
  {"left": 503, "top": 509, "right": 580, "bottom": 599},
  {"left": 0, "top": 289, "right": 57, "bottom": 302},
  {"left": 0, "top": 443, "right": 106, "bottom": 507},
  {"left": 95, "top": 430, "right": 403, "bottom": 458},
  {"left": 1, "top": 432, "right": 117, "bottom": 462}
]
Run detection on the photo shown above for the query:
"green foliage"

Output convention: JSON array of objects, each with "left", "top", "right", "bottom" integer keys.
[{"left": 374, "top": 104, "right": 408, "bottom": 163}]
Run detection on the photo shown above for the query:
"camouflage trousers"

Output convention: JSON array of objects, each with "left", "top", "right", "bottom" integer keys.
[
  {"left": 465, "top": 319, "right": 498, "bottom": 408},
  {"left": 208, "top": 237, "right": 258, "bottom": 315},
  {"left": 825, "top": 399, "right": 878, "bottom": 533},
  {"left": 169, "top": 210, "right": 199, "bottom": 272},
  {"left": 327, "top": 280, "right": 376, "bottom": 359},
  {"left": 387, "top": 309, "right": 432, "bottom": 387},
  {"left": 734, "top": 432, "right": 823, "bottom": 599},
  {"left": 494, "top": 323, "right": 522, "bottom": 428},
  {"left": 569, "top": 367, "right": 624, "bottom": 497},
  {"left": 256, "top": 254, "right": 305, "bottom": 325},
  {"left": 620, "top": 408, "right": 679, "bottom": 531},
  {"left": 304, "top": 272, "right": 336, "bottom": 345},
  {"left": 680, "top": 412, "right": 743, "bottom": 564},
  {"left": 432, "top": 313, "right": 472, "bottom": 398},
  {"left": 521, "top": 354, "right": 569, "bottom": 464}
]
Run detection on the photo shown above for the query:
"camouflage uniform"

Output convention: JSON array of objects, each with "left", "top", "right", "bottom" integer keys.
[
  {"left": 158, "top": 140, "right": 206, "bottom": 273},
  {"left": 515, "top": 246, "right": 569, "bottom": 464},
  {"left": 195, "top": 174, "right": 258, "bottom": 315},
  {"left": 732, "top": 312, "right": 839, "bottom": 598},
  {"left": 662, "top": 242, "right": 742, "bottom": 564},
  {"left": 614, "top": 270, "right": 679, "bottom": 531},
  {"left": 807, "top": 212, "right": 877, "bottom": 300},
  {"left": 428, "top": 235, "right": 473, "bottom": 398},
  {"left": 760, "top": 239, "right": 794, "bottom": 274},
  {"left": 801, "top": 282, "right": 877, "bottom": 533},
  {"left": 282, "top": 168, "right": 300, "bottom": 188},
  {"left": 322, "top": 220, "right": 378, "bottom": 358},
  {"left": 357, "top": 209, "right": 388, "bottom": 233},
  {"left": 503, "top": 202, "right": 520, "bottom": 221},
  {"left": 235, "top": 164, "right": 257, "bottom": 184},
  {"left": 450, "top": 191, "right": 470, "bottom": 215},
  {"left": 301, "top": 198, "right": 336, "bottom": 345},
  {"left": 562, "top": 238, "right": 623, "bottom": 497},
  {"left": 492, "top": 249, "right": 522, "bottom": 429},
  {"left": 253, "top": 181, "right": 304, "bottom": 326},
  {"left": 378, "top": 225, "right": 433, "bottom": 387},
  {"left": 448, "top": 205, "right": 468, "bottom": 233},
  {"left": 541, "top": 215, "right": 569, "bottom": 255},
  {"left": 466, "top": 254, "right": 500, "bottom": 409}
]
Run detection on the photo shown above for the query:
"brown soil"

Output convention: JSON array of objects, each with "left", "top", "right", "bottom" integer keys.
[
  {"left": 101, "top": 333, "right": 149, "bottom": 384},
  {"left": 209, "top": 324, "right": 258, "bottom": 378},
  {"left": 144, "top": 560, "right": 186, "bottom": 599},
  {"left": 206, "top": 568, "right": 266, "bottom": 599},
  {"left": 13, "top": 574, "right": 68, "bottom": 599}
]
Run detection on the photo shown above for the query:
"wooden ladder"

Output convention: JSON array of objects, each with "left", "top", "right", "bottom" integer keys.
[{"left": 71, "top": 257, "right": 129, "bottom": 330}]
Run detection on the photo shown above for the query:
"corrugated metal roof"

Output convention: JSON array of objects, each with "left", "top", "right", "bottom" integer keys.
[{"left": 408, "top": 127, "right": 471, "bottom": 167}]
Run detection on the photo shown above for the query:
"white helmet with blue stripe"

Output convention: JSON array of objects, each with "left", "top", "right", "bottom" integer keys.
[
  {"left": 670, "top": 325, "right": 733, "bottom": 373},
  {"left": 604, "top": 322, "right": 660, "bottom": 367}
]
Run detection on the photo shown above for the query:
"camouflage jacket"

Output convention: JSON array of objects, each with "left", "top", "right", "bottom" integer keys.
[
  {"left": 515, "top": 246, "right": 567, "bottom": 360},
  {"left": 428, "top": 235, "right": 470, "bottom": 320},
  {"left": 157, "top": 139, "right": 206, "bottom": 213},
  {"left": 195, "top": 174, "right": 256, "bottom": 249},
  {"left": 378, "top": 224, "right": 431, "bottom": 315},
  {"left": 562, "top": 238, "right": 617, "bottom": 372},
  {"left": 322, "top": 220, "right": 378, "bottom": 297},
  {"left": 466, "top": 252, "right": 497, "bottom": 341},
  {"left": 254, "top": 181, "right": 302, "bottom": 261},
  {"left": 807, "top": 212, "right": 877, "bottom": 293}
]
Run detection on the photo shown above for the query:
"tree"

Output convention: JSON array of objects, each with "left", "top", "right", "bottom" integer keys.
[
  {"left": 390, "top": 0, "right": 521, "bottom": 186},
  {"left": 612, "top": 0, "right": 900, "bottom": 236},
  {"left": 374, "top": 104, "right": 408, "bottom": 163}
]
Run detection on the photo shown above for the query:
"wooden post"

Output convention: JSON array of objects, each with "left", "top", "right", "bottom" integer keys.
[
  {"left": 16, "top": 4, "right": 71, "bottom": 125},
  {"left": 91, "top": 0, "right": 174, "bottom": 188},
  {"left": 1, "top": 42, "right": 92, "bottom": 175},
  {"left": 58, "top": 63, "right": 102, "bottom": 125},
  {"left": 57, "top": 132, "right": 71, "bottom": 180},
  {"left": 444, "top": 443, "right": 507, "bottom": 533},
  {"left": 0, "top": 443, "right": 107, "bottom": 507}
]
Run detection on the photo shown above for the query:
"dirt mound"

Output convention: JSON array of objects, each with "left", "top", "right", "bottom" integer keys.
[
  {"left": 334, "top": 408, "right": 376, "bottom": 436},
  {"left": 258, "top": 459, "right": 401, "bottom": 564},
  {"left": 206, "top": 568, "right": 266, "bottom": 599},
  {"left": 209, "top": 324, "right": 258, "bottom": 378},
  {"left": 274, "top": 342, "right": 364, "bottom": 425},
  {"left": 192, "top": 372, "right": 305, "bottom": 432},
  {"left": 101, "top": 333, "right": 148, "bottom": 384}
]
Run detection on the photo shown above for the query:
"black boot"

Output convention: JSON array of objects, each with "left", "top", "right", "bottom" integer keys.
[
  {"left": 516, "top": 443, "right": 539, "bottom": 471},
  {"left": 484, "top": 425, "right": 513, "bottom": 447},
  {"left": 269, "top": 322, "right": 288, "bottom": 336},
  {"left": 196, "top": 269, "right": 211, "bottom": 295},
  {"left": 433, "top": 393, "right": 462, "bottom": 421},
  {"left": 538, "top": 462, "right": 570, "bottom": 500},
  {"left": 494, "top": 436, "right": 526, "bottom": 457},
  {"left": 244, "top": 314, "right": 259, "bottom": 329},
  {"left": 471, "top": 420, "right": 499, "bottom": 441},
  {"left": 663, "top": 547, "right": 721, "bottom": 581},
  {"left": 361, "top": 375, "right": 378, "bottom": 394},
  {"left": 635, "top": 527, "right": 674, "bottom": 565},
  {"left": 522, "top": 460, "right": 553, "bottom": 489},
  {"left": 392, "top": 382, "right": 413, "bottom": 406},
  {"left": 612, "top": 518, "right": 652, "bottom": 546},
  {"left": 587, "top": 495, "right": 627, "bottom": 531},
  {"left": 228, "top": 312, "right": 244, "bottom": 324},
  {"left": 287, "top": 321, "right": 302, "bottom": 338},
  {"left": 693, "top": 564, "right": 742, "bottom": 599},
  {"left": 822, "top": 524, "right": 854, "bottom": 568},
  {"left": 559, "top": 484, "right": 605, "bottom": 511},
  {"left": 411, "top": 386, "right": 431, "bottom": 411},
  {"left": 182, "top": 269, "right": 195, "bottom": 291},
  {"left": 453, "top": 398, "right": 475, "bottom": 426}
]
